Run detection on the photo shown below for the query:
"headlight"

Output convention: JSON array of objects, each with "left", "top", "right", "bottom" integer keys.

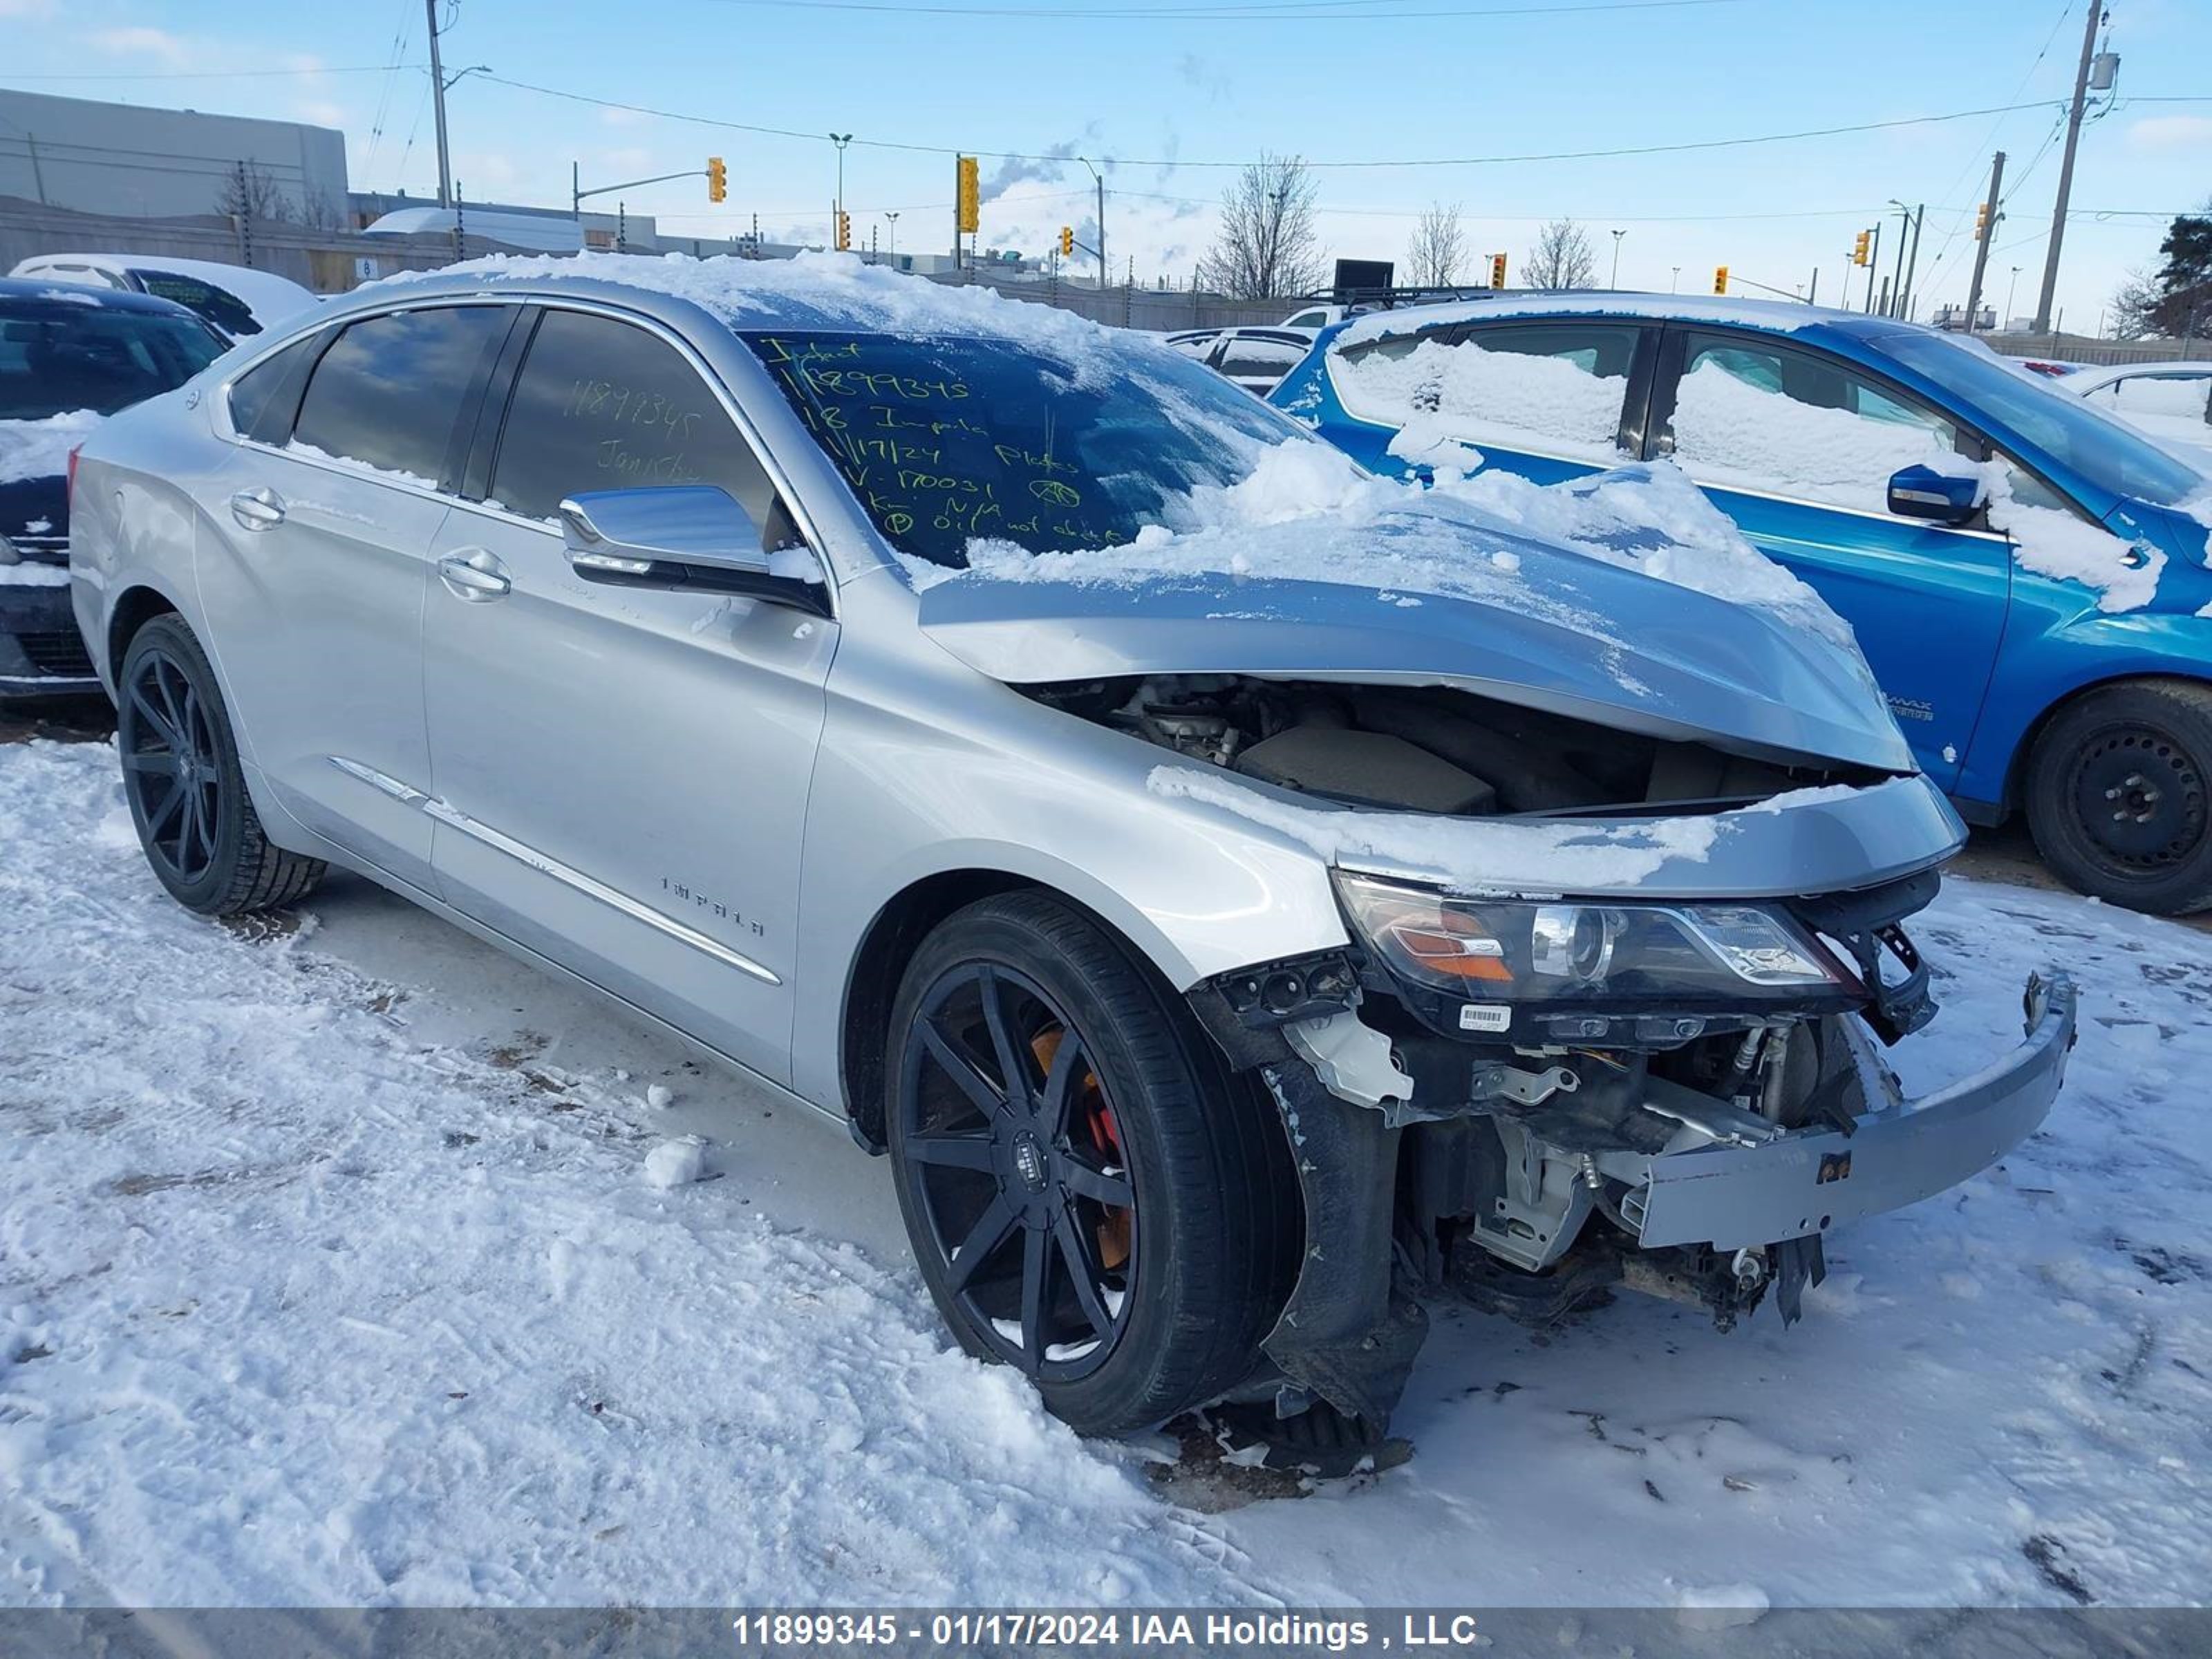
[{"left": 1335, "top": 872, "right": 1855, "bottom": 1031}]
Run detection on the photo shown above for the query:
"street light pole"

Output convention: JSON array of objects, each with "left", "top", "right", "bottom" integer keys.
[
  {"left": 1670, "top": 265, "right": 1680, "bottom": 293},
  {"left": 2033, "top": 0, "right": 2106, "bottom": 334},
  {"left": 1610, "top": 228, "right": 1625, "bottom": 288},
  {"left": 883, "top": 210, "right": 899, "bottom": 265},
  {"left": 425, "top": 0, "right": 452, "bottom": 209},
  {"left": 2005, "top": 265, "right": 2022, "bottom": 329},
  {"left": 1078, "top": 156, "right": 1106, "bottom": 292},
  {"left": 829, "top": 132, "right": 852, "bottom": 232}
]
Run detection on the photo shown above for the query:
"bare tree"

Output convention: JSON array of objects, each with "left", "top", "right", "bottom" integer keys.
[
  {"left": 1198, "top": 152, "right": 1325, "bottom": 301},
  {"left": 214, "top": 160, "right": 295, "bottom": 224},
  {"left": 299, "top": 185, "right": 345, "bottom": 232},
  {"left": 1524, "top": 217, "right": 1595, "bottom": 290},
  {"left": 2110, "top": 266, "right": 2165, "bottom": 339},
  {"left": 1407, "top": 201, "right": 1466, "bottom": 288}
]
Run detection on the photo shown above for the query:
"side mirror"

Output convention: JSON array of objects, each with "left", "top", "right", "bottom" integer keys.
[
  {"left": 1886, "top": 463, "right": 1983, "bottom": 526},
  {"left": 559, "top": 486, "right": 829, "bottom": 617}
]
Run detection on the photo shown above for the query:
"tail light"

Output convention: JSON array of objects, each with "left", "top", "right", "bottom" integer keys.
[{"left": 67, "top": 444, "right": 82, "bottom": 507}]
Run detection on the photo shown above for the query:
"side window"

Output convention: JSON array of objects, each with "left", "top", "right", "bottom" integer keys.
[
  {"left": 1284, "top": 310, "right": 1327, "bottom": 329},
  {"left": 1666, "top": 332, "right": 1961, "bottom": 515},
  {"left": 227, "top": 334, "right": 321, "bottom": 444},
  {"left": 293, "top": 306, "right": 509, "bottom": 484},
  {"left": 487, "top": 308, "right": 779, "bottom": 532},
  {"left": 1218, "top": 337, "right": 1305, "bottom": 380},
  {"left": 2106, "top": 373, "right": 2212, "bottom": 422},
  {"left": 1332, "top": 321, "right": 1640, "bottom": 458}
]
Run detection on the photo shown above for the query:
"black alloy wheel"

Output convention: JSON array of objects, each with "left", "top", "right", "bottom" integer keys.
[
  {"left": 895, "top": 960, "right": 1137, "bottom": 1382},
  {"left": 120, "top": 641, "right": 223, "bottom": 888}
]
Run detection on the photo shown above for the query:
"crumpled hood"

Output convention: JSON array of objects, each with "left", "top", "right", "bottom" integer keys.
[{"left": 915, "top": 512, "right": 1916, "bottom": 774}]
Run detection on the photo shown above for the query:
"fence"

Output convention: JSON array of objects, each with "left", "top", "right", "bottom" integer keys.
[{"left": 1981, "top": 331, "right": 2211, "bottom": 367}]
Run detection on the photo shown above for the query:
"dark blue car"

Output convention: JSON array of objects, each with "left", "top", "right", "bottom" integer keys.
[
  {"left": 1, "top": 276, "right": 226, "bottom": 698},
  {"left": 1273, "top": 294, "right": 2212, "bottom": 913}
]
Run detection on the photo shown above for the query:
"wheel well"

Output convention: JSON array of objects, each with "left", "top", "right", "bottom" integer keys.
[
  {"left": 838, "top": 870, "right": 1038, "bottom": 1151},
  {"left": 107, "top": 586, "right": 178, "bottom": 682},
  {"left": 2004, "top": 673, "right": 2212, "bottom": 813}
]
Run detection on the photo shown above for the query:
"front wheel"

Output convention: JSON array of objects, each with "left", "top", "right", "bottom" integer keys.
[
  {"left": 2024, "top": 680, "right": 2212, "bottom": 916},
  {"left": 885, "top": 892, "right": 1297, "bottom": 1435}
]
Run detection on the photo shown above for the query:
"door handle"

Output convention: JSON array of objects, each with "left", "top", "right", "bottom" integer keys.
[
  {"left": 438, "top": 548, "right": 512, "bottom": 602},
  {"left": 229, "top": 487, "right": 285, "bottom": 531}
]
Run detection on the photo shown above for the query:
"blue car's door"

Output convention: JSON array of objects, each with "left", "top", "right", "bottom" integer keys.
[
  {"left": 1649, "top": 328, "right": 2012, "bottom": 789},
  {"left": 1322, "top": 317, "right": 1655, "bottom": 486}
]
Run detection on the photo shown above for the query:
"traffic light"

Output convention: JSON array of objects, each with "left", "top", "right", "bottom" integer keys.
[
  {"left": 1489, "top": 252, "right": 1507, "bottom": 290},
  {"left": 955, "top": 155, "right": 980, "bottom": 235},
  {"left": 706, "top": 156, "right": 727, "bottom": 204},
  {"left": 1851, "top": 229, "right": 1871, "bottom": 267},
  {"left": 835, "top": 209, "right": 851, "bottom": 251},
  {"left": 1058, "top": 225, "right": 1074, "bottom": 258},
  {"left": 1973, "top": 203, "right": 1991, "bottom": 241},
  {"left": 1713, "top": 265, "right": 1728, "bottom": 295}
]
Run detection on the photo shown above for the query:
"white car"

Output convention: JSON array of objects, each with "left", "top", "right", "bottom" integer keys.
[
  {"left": 9, "top": 254, "right": 317, "bottom": 341},
  {"left": 1279, "top": 303, "right": 1345, "bottom": 333},
  {"left": 2063, "top": 360, "right": 2212, "bottom": 460},
  {"left": 1160, "top": 326, "right": 1315, "bottom": 395}
]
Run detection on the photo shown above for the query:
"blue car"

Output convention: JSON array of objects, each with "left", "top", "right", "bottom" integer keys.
[{"left": 1273, "top": 294, "right": 2212, "bottom": 914}]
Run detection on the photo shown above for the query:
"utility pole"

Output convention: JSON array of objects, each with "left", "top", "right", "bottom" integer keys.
[
  {"left": 1080, "top": 156, "right": 1106, "bottom": 292},
  {"left": 1965, "top": 150, "right": 2006, "bottom": 337},
  {"left": 2033, "top": 1, "right": 2105, "bottom": 333},
  {"left": 1862, "top": 222, "right": 1882, "bottom": 313},
  {"left": 1887, "top": 201, "right": 1911, "bottom": 317},
  {"left": 425, "top": 0, "right": 453, "bottom": 209},
  {"left": 1899, "top": 202, "right": 1924, "bottom": 321}
]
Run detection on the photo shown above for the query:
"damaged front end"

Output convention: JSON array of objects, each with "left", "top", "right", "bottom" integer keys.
[{"left": 1095, "top": 677, "right": 2085, "bottom": 1470}]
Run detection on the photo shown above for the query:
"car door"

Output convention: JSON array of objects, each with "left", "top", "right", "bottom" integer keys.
[
  {"left": 1325, "top": 317, "right": 1653, "bottom": 482},
  {"left": 1649, "top": 328, "right": 2012, "bottom": 788},
  {"left": 2081, "top": 368, "right": 2212, "bottom": 458},
  {"left": 195, "top": 301, "right": 516, "bottom": 890},
  {"left": 420, "top": 303, "right": 835, "bottom": 1082}
]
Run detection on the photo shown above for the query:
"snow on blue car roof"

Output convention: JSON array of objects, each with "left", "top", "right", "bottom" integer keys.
[{"left": 1332, "top": 290, "right": 1882, "bottom": 351}]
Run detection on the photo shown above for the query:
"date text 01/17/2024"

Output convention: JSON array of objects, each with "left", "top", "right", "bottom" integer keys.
[{"left": 727, "top": 1611, "right": 1490, "bottom": 1650}]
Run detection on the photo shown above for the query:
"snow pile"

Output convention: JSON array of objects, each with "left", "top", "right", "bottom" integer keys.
[
  {"left": 1669, "top": 359, "right": 1957, "bottom": 514},
  {"left": 1337, "top": 336, "right": 1628, "bottom": 462},
  {"left": 0, "top": 563, "right": 69, "bottom": 588},
  {"left": 0, "top": 743, "right": 1277, "bottom": 1609},
  {"left": 1332, "top": 291, "right": 1837, "bottom": 355},
  {"left": 0, "top": 409, "right": 101, "bottom": 487},
  {"left": 1981, "top": 467, "right": 2167, "bottom": 615},
  {"left": 641, "top": 1135, "right": 709, "bottom": 1189}
]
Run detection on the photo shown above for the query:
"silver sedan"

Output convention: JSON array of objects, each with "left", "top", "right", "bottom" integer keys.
[{"left": 68, "top": 260, "right": 2072, "bottom": 1467}]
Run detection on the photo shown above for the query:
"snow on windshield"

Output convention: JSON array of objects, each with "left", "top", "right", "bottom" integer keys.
[{"left": 0, "top": 408, "right": 102, "bottom": 487}]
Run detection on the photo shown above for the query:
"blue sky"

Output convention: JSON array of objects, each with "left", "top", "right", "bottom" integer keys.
[{"left": 7, "top": 0, "right": 2210, "bottom": 328}]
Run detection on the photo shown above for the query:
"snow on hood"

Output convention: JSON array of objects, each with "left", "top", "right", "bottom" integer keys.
[
  {"left": 915, "top": 449, "right": 1911, "bottom": 773},
  {"left": 0, "top": 408, "right": 101, "bottom": 487}
]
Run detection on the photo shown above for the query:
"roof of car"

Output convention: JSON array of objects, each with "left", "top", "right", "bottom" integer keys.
[
  {"left": 362, "top": 251, "right": 1175, "bottom": 360},
  {"left": 0, "top": 275, "right": 207, "bottom": 319},
  {"left": 1329, "top": 290, "right": 1909, "bottom": 352},
  {"left": 16, "top": 253, "right": 316, "bottom": 308},
  {"left": 2066, "top": 359, "right": 2212, "bottom": 387}
]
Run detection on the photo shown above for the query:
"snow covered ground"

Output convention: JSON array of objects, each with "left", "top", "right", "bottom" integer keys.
[{"left": 5, "top": 734, "right": 2211, "bottom": 1613}]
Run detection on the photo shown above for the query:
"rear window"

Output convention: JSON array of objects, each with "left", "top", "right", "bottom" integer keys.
[
  {"left": 0, "top": 300, "right": 226, "bottom": 419},
  {"left": 292, "top": 306, "right": 509, "bottom": 485},
  {"left": 130, "top": 270, "right": 259, "bottom": 337}
]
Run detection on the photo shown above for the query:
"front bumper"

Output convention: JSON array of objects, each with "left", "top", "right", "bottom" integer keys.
[
  {"left": 0, "top": 577, "right": 101, "bottom": 697},
  {"left": 1629, "top": 973, "right": 2076, "bottom": 1251}
]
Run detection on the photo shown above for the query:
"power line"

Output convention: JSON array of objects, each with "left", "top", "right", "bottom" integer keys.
[
  {"left": 478, "top": 72, "right": 2211, "bottom": 172},
  {"left": 707, "top": 0, "right": 1742, "bottom": 16}
]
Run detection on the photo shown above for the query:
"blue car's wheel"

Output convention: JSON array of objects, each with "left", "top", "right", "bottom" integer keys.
[{"left": 2026, "top": 679, "right": 2212, "bottom": 916}]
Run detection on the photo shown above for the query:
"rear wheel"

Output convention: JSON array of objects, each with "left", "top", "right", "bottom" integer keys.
[
  {"left": 2024, "top": 680, "right": 2212, "bottom": 916},
  {"left": 117, "top": 615, "right": 325, "bottom": 916},
  {"left": 885, "top": 892, "right": 1297, "bottom": 1435}
]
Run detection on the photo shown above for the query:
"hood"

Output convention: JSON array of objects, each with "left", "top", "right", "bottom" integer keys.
[{"left": 915, "top": 529, "right": 1915, "bottom": 775}]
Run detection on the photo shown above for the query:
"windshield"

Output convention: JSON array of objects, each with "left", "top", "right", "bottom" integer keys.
[
  {"left": 1877, "top": 330, "right": 2207, "bottom": 508},
  {"left": 129, "top": 270, "right": 259, "bottom": 337},
  {"left": 744, "top": 330, "right": 1302, "bottom": 567},
  {"left": 0, "top": 301, "right": 227, "bottom": 419}
]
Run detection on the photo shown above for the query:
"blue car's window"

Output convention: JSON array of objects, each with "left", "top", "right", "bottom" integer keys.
[
  {"left": 745, "top": 330, "right": 1297, "bottom": 568},
  {"left": 1878, "top": 330, "right": 2206, "bottom": 508}
]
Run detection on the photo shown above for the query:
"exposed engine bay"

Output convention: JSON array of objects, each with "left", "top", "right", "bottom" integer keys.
[{"left": 1027, "top": 672, "right": 1895, "bottom": 818}]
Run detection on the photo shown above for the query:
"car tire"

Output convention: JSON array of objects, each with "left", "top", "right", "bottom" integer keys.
[
  {"left": 116, "top": 614, "right": 326, "bottom": 917},
  {"left": 2024, "top": 679, "right": 2212, "bottom": 916},
  {"left": 885, "top": 891, "right": 1297, "bottom": 1435}
]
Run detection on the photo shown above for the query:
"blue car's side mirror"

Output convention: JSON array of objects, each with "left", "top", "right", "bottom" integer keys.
[{"left": 1887, "top": 463, "right": 1983, "bottom": 525}]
